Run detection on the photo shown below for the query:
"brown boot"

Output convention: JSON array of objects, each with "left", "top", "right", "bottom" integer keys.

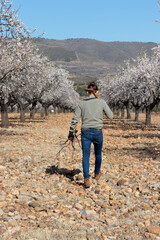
[
  {"left": 95, "top": 171, "right": 102, "bottom": 180},
  {"left": 84, "top": 179, "right": 90, "bottom": 188}
]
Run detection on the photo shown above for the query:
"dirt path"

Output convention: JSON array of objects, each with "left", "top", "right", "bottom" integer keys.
[{"left": 0, "top": 113, "right": 160, "bottom": 239}]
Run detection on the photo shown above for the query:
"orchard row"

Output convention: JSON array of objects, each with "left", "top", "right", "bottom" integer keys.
[
  {"left": 99, "top": 47, "right": 160, "bottom": 125},
  {"left": 0, "top": 0, "right": 79, "bottom": 127}
]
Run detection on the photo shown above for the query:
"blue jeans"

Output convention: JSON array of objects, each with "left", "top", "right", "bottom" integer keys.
[{"left": 81, "top": 128, "right": 103, "bottom": 180}]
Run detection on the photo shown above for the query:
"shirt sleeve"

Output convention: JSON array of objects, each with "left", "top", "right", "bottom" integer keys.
[
  {"left": 69, "top": 103, "right": 82, "bottom": 132},
  {"left": 103, "top": 100, "right": 113, "bottom": 119}
]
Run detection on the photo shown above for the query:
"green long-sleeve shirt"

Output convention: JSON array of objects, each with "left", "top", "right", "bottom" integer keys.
[{"left": 69, "top": 95, "right": 113, "bottom": 132}]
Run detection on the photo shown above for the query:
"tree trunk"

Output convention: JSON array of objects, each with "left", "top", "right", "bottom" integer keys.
[
  {"left": 17, "top": 107, "right": 20, "bottom": 113},
  {"left": 121, "top": 108, "right": 125, "bottom": 119},
  {"left": 145, "top": 101, "right": 159, "bottom": 125},
  {"left": 1, "top": 102, "right": 9, "bottom": 127},
  {"left": 155, "top": 102, "right": 159, "bottom": 113},
  {"left": 30, "top": 101, "right": 37, "bottom": 119},
  {"left": 10, "top": 105, "right": 15, "bottom": 113},
  {"left": 41, "top": 107, "right": 44, "bottom": 117},
  {"left": 116, "top": 108, "right": 120, "bottom": 116},
  {"left": 145, "top": 106, "right": 151, "bottom": 126},
  {"left": 20, "top": 107, "right": 25, "bottom": 122},
  {"left": 44, "top": 106, "right": 48, "bottom": 116},
  {"left": 30, "top": 109, "right": 36, "bottom": 119},
  {"left": 55, "top": 107, "right": 58, "bottom": 114},
  {"left": 30, "top": 111, "right": 34, "bottom": 119},
  {"left": 135, "top": 107, "right": 140, "bottom": 121},
  {"left": 126, "top": 104, "right": 131, "bottom": 119}
]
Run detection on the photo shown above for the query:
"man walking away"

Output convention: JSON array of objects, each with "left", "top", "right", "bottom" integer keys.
[{"left": 68, "top": 82, "right": 113, "bottom": 188}]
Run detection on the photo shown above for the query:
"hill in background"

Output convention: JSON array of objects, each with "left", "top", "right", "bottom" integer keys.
[{"left": 34, "top": 38, "right": 157, "bottom": 94}]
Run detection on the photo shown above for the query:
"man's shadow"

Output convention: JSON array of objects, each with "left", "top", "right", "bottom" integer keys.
[{"left": 45, "top": 165, "right": 81, "bottom": 181}]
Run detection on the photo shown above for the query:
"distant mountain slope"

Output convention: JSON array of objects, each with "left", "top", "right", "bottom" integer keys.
[{"left": 34, "top": 38, "right": 157, "bottom": 79}]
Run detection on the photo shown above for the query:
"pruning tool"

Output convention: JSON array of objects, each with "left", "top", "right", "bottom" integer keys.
[{"left": 55, "top": 129, "right": 81, "bottom": 163}]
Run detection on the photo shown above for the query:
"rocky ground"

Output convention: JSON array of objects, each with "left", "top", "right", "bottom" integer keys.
[{"left": 0, "top": 112, "right": 160, "bottom": 240}]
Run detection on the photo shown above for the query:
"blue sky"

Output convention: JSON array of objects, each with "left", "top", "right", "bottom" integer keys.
[{"left": 12, "top": 0, "right": 160, "bottom": 43}]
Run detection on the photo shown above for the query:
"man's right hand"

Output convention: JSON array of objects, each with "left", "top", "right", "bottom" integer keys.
[{"left": 68, "top": 132, "right": 74, "bottom": 142}]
